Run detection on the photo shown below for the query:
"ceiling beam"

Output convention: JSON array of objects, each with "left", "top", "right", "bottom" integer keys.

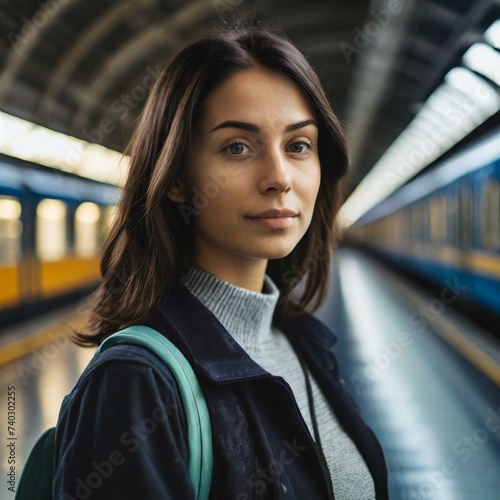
[
  {"left": 342, "top": 0, "right": 419, "bottom": 184},
  {"left": 70, "top": 0, "right": 216, "bottom": 134},
  {"left": 0, "top": 0, "right": 81, "bottom": 107},
  {"left": 37, "top": 0, "right": 156, "bottom": 122}
]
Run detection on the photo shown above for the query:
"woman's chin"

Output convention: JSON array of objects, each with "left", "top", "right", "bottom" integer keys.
[{"left": 250, "top": 244, "right": 297, "bottom": 261}]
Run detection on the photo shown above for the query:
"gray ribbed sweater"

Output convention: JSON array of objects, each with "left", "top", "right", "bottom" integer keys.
[{"left": 180, "top": 265, "right": 376, "bottom": 500}]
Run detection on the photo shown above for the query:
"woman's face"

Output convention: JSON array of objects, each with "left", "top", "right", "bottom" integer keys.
[{"left": 169, "top": 66, "right": 321, "bottom": 279}]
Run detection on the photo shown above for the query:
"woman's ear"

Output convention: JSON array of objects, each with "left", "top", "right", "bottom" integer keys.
[{"left": 167, "top": 179, "right": 187, "bottom": 203}]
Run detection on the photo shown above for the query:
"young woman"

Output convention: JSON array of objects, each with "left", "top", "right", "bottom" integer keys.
[{"left": 54, "top": 28, "right": 389, "bottom": 499}]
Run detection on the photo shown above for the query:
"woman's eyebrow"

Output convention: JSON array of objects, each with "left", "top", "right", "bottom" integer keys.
[
  {"left": 285, "top": 119, "right": 318, "bottom": 132},
  {"left": 209, "top": 119, "right": 318, "bottom": 134}
]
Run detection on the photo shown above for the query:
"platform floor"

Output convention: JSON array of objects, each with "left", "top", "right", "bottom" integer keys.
[
  {"left": 1, "top": 248, "right": 499, "bottom": 499},
  {"left": 316, "top": 248, "right": 500, "bottom": 500}
]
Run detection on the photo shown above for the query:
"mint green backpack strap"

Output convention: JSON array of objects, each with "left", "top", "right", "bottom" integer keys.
[{"left": 97, "top": 325, "right": 213, "bottom": 500}]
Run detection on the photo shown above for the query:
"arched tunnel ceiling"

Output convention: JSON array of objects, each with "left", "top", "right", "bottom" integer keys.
[{"left": 1, "top": 0, "right": 499, "bottom": 197}]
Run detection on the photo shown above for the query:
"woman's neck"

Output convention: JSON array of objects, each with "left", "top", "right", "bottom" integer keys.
[
  {"left": 179, "top": 264, "right": 281, "bottom": 351},
  {"left": 191, "top": 253, "right": 268, "bottom": 293}
]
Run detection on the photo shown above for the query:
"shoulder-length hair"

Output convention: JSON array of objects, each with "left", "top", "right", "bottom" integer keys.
[{"left": 75, "top": 27, "right": 348, "bottom": 346}]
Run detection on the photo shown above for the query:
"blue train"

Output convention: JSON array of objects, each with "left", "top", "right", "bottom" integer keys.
[
  {"left": 0, "top": 153, "right": 121, "bottom": 327},
  {"left": 347, "top": 130, "right": 500, "bottom": 332}
]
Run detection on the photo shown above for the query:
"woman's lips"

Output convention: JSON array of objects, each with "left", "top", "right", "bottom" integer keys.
[{"left": 245, "top": 215, "right": 297, "bottom": 229}]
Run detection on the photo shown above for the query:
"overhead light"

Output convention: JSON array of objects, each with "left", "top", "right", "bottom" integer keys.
[
  {"left": 485, "top": 19, "right": 500, "bottom": 48},
  {"left": 444, "top": 67, "right": 499, "bottom": 118},
  {"left": 0, "top": 111, "right": 128, "bottom": 186},
  {"left": 341, "top": 19, "right": 500, "bottom": 228},
  {"left": 340, "top": 67, "right": 500, "bottom": 227},
  {"left": 462, "top": 42, "right": 500, "bottom": 87}
]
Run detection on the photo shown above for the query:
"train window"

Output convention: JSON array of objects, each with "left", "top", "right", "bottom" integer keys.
[
  {"left": 446, "top": 194, "right": 458, "bottom": 247},
  {"left": 444, "top": 196, "right": 450, "bottom": 243},
  {"left": 429, "top": 195, "right": 447, "bottom": 243},
  {"left": 0, "top": 197, "right": 22, "bottom": 265},
  {"left": 394, "top": 212, "right": 404, "bottom": 249},
  {"left": 482, "top": 179, "right": 500, "bottom": 249},
  {"left": 410, "top": 203, "right": 422, "bottom": 241},
  {"left": 421, "top": 202, "right": 430, "bottom": 243},
  {"left": 458, "top": 184, "right": 473, "bottom": 248},
  {"left": 36, "top": 199, "right": 68, "bottom": 261},
  {"left": 401, "top": 208, "right": 410, "bottom": 246},
  {"left": 75, "top": 202, "right": 101, "bottom": 258}
]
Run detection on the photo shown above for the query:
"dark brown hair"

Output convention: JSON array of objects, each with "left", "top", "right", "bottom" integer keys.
[{"left": 75, "top": 27, "right": 348, "bottom": 346}]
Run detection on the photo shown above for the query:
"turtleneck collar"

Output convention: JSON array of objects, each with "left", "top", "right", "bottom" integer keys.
[{"left": 179, "top": 264, "right": 281, "bottom": 354}]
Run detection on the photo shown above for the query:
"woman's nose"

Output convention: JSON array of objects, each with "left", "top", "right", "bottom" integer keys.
[{"left": 258, "top": 147, "right": 293, "bottom": 193}]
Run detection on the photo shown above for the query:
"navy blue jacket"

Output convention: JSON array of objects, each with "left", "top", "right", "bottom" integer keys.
[{"left": 54, "top": 278, "right": 389, "bottom": 499}]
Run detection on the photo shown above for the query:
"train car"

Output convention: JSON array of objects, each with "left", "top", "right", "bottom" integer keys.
[
  {"left": 347, "top": 130, "right": 500, "bottom": 332},
  {"left": 0, "top": 154, "right": 121, "bottom": 327}
]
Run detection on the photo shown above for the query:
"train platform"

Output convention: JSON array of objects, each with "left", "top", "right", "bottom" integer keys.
[
  {"left": 316, "top": 248, "right": 500, "bottom": 500},
  {"left": 1, "top": 248, "right": 499, "bottom": 500}
]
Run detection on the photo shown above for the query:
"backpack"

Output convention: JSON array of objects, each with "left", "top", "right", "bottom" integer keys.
[{"left": 16, "top": 325, "right": 213, "bottom": 500}]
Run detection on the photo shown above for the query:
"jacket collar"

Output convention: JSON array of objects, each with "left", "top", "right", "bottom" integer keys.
[{"left": 150, "top": 278, "right": 338, "bottom": 384}]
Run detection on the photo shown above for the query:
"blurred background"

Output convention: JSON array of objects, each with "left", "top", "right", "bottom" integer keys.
[{"left": 0, "top": 1, "right": 499, "bottom": 499}]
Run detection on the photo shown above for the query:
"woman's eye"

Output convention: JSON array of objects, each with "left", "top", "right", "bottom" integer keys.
[
  {"left": 222, "top": 142, "right": 249, "bottom": 156},
  {"left": 288, "top": 141, "right": 313, "bottom": 154}
]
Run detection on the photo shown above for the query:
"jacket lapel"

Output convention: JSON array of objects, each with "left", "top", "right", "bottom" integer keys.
[{"left": 149, "top": 279, "right": 269, "bottom": 383}]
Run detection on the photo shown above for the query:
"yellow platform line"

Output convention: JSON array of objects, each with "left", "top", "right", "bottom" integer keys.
[
  {"left": 0, "top": 315, "right": 89, "bottom": 366},
  {"left": 386, "top": 274, "right": 500, "bottom": 386},
  {"left": 423, "top": 312, "right": 500, "bottom": 386}
]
